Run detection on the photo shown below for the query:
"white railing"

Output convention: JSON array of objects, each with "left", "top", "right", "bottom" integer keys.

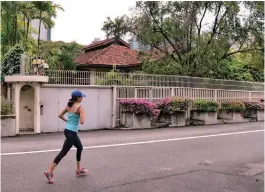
[
  {"left": 44, "top": 70, "right": 264, "bottom": 91},
  {"left": 115, "top": 86, "right": 264, "bottom": 124}
]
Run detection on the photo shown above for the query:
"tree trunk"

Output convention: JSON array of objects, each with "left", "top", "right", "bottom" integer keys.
[
  {"left": 23, "top": 15, "right": 26, "bottom": 40},
  {"left": 6, "top": 14, "right": 10, "bottom": 48},
  {"left": 26, "top": 19, "right": 30, "bottom": 42},
  {"left": 37, "top": 10, "right": 42, "bottom": 57}
]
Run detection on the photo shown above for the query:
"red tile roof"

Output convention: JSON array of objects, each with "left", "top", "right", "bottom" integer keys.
[
  {"left": 74, "top": 44, "right": 141, "bottom": 66},
  {"left": 83, "top": 37, "right": 130, "bottom": 51},
  {"left": 74, "top": 37, "right": 174, "bottom": 67}
]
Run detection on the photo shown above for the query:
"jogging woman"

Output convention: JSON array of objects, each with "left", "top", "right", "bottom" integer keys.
[{"left": 44, "top": 90, "right": 88, "bottom": 184}]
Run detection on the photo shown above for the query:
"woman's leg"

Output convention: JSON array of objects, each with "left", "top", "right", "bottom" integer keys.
[
  {"left": 48, "top": 131, "right": 75, "bottom": 172},
  {"left": 49, "top": 137, "right": 73, "bottom": 172},
  {"left": 74, "top": 135, "right": 83, "bottom": 170},
  {"left": 74, "top": 135, "right": 87, "bottom": 176}
]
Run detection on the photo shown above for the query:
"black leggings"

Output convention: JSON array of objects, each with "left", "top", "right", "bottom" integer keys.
[{"left": 53, "top": 129, "right": 83, "bottom": 164}]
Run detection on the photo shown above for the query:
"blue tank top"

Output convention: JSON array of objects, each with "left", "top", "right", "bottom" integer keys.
[{"left": 65, "top": 112, "right": 80, "bottom": 133}]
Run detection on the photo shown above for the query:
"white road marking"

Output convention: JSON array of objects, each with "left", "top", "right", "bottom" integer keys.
[{"left": 1, "top": 129, "right": 264, "bottom": 156}]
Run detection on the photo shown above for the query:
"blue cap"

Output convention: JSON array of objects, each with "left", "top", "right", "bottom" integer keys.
[{"left": 71, "top": 90, "right": 86, "bottom": 97}]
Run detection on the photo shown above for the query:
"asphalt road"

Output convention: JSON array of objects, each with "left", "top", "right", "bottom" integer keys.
[{"left": 1, "top": 122, "right": 264, "bottom": 192}]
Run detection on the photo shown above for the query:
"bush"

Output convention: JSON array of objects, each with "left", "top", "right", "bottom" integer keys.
[
  {"left": 221, "top": 101, "right": 245, "bottom": 112},
  {"left": 243, "top": 101, "right": 264, "bottom": 110},
  {"left": 1, "top": 96, "right": 13, "bottom": 115},
  {"left": 120, "top": 99, "right": 160, "bottom": 118},
  {"left": 156, "top": 97, "right": 190, "bottom": 116},
  {"left": 1, "top": 44, "right": 24, "bottom": 82},
  {"left": 194, "top": 99, "right": 219, "bottom": 112},
  {"left": 96, "top": 70, "right": 131, "bottom": 85}
]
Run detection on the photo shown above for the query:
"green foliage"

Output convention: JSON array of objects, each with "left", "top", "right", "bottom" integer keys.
[
  {"left": 96, "top": 70, "right": 132, "bottom": 85},
  {"left": 102, "top": 1, "right": 264, "bottom": 82},
  {"left": 156, "top": 97, "right": 190, "bottom": 116},
  {"left": 221, "top": 101, "right": 245, "bottom": 112},
  {"left": 171, "top": 97, "right": 190, "bottom": 113},
  {"left": 194, "top": 100, "right": 219, "bottom": 112},
  {"left": 1, "top": 1, "right": 63, "bottom": 58},
  {"left": 39, "top": 41, "right": 84, "bottom": 70},
  {"left": 1, "top": 44, "right": 24, "bottom": 82},
  {"left": 1, "top": 97, "right": 13, "bottom": 115}
]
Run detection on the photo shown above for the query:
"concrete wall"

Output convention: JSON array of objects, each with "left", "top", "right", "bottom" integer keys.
[
  {"left": 40, "top": 86, "right": 113, "bottom": 133},
  {"left": 1, "top": 116, "right": 16, "bottom": 137}
]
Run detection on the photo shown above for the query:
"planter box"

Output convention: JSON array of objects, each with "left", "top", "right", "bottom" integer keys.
[
  {"left": 244, "top": 109, "right": 264, "bottom": 121},
  {"left": 171, "top": 112, "right": 186, "bottom": 127},
  {"left": 191, "top": 110, "right": 217, "bottom": 125},
  {"left": 121, "top": 113, "right": 151, "bottom": 129},
  {"left": 158, "top": 115, "right": 170, "bottom": 123},
  {"left": 218, "top": 110, "right": 245, "bottom": 123},
  {"left": 1, "top": 115, "right": 16, "bottom": 137}
]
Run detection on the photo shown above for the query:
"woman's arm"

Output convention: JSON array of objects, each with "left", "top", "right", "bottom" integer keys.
[
  {"left": 58, "top": 107, "right": 68, "bottom": 122},
  {"left": 79, "top": 107, "right": 85, "bottom": 125}
]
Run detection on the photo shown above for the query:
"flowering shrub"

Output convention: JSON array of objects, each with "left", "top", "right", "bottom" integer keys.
[
  {"left": 221, "top": 101, "right": 245, "bottom": 112},
  {"left": 1, "top": 96, "right": 13, "bottom": 115},
  {"left": 156, "top": 97, "right": 173, "bottom": 116},
  {"left": 156, "top": 97, "right": 190, "bottom": 116},
  {"left": 120, "top": 99, "right": 160, "bottom": 118},
  {"left": 243, "top": 101, "right": 264, "bottom": 110},
  {"left": 194, "top": 99, "right": 219, "bottom": 112}
]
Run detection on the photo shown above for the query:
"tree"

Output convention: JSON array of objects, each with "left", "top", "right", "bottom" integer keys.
[
  {"left": 32, "top": 1, "right": 64, "bottom": 56},
  {"left": 1, "top": 44, "right": 24, "bottom": 82},
  {"left": 1, "top": 1, "right": 63, "bottom": 59},
  {"left": 102, "top": 1, "right": 264, "bottom": 81},
  {"left": 39, "top": 41, "right": 84, "bottom": 70}
]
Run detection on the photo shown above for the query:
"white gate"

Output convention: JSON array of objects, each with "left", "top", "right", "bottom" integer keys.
[{"left": 40, "top": 86, "right": 113, "bottom": 133}]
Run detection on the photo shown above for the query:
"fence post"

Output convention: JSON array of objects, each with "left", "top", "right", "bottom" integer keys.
[
  {"left": 171, "top": 87, "right": 175, "bottom": 97},
  {"left": 7, "top": 84, "right": 11, "bottom": 100},
  {"left": 90, "top": 71, "right": 95, "bottom": 85},
  {"left": 134, "top": 87, "right": 137, "bottom": 98},
  {"left": 249, "top": 91, "right": 251, "bottom": 101},
  {"left": 112, "top": 86, "right": 117, "bottom": 128},
  {"left": 214, "top": 90, "right": 217, "bottom": 101},
  {"left": 149, "top": 87, "right": 153, "bottom": 101},
  {"left": 20, "top": 54, "right": 25, "bottom": 75}
]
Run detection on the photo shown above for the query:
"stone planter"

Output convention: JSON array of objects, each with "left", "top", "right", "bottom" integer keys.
[
  {"left": 218, "top": 110, "right": 245, "bottom": 123},
  {"left": 244, "top": 109, "right": 264, "bottom": 121},
  {"left": 191, "top": 110, "right": 218, "bottom": 125},
  {"left": 1, "top": 115, "right": 16, "bottom": 137},
  {"left": 121, "top": 113, "right": 151, "bottom": 129},
  {"left": 158, "top": 115, "right": 170, "bottom": 123},
  {"left": 170, "top": 112, "right": 186, "bottom": 127}
]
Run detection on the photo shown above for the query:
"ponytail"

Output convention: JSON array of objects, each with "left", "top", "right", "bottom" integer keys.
[
  {"left": 67, "top": 96, "right": 78, "bottom": 107},
  {"left": 68, "top": 99, "right": 74, "bottom": 107}
]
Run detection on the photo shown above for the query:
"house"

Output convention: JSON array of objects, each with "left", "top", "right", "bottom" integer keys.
[{"left": 74, "top": 37, "right": 142, "bottom": 72}]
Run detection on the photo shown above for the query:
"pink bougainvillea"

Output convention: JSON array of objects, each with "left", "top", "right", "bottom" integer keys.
[
  {"left": 156, "top": 97, "right": 190, "bottom": 116},
  {"left": 120, "top": 99, "right": 160, "bottom": 118},
  {"left": 243, "top": 101, "right": 264, "bottom": 110}
]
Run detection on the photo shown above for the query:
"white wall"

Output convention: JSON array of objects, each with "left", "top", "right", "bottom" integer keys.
[{"left": 40, "top": 86, "right": 113, "bottom": 133}]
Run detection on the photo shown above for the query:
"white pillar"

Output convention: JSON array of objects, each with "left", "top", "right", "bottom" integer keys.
[
  {"left": 34, "top": 83, "right": 41, "bottom": 133},
  {"left": 90, "top": 70, "right": 95, "bottom": 85},
  {"left": 14, "top": 83, "right": 21, "bottom": 135},
  {"left": 112, "top": 86, "right": 117, "bottom": 128},
  {"left": 20, "top": 54, "right": 25, "bottom": 75},
  {"left": 7, "top": 84, "right": 11, "bottom": 100}
]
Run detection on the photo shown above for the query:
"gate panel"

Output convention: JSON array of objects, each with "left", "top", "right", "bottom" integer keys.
[{"left": 40, "top": 88, "right": 59, "bottom": 133}]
